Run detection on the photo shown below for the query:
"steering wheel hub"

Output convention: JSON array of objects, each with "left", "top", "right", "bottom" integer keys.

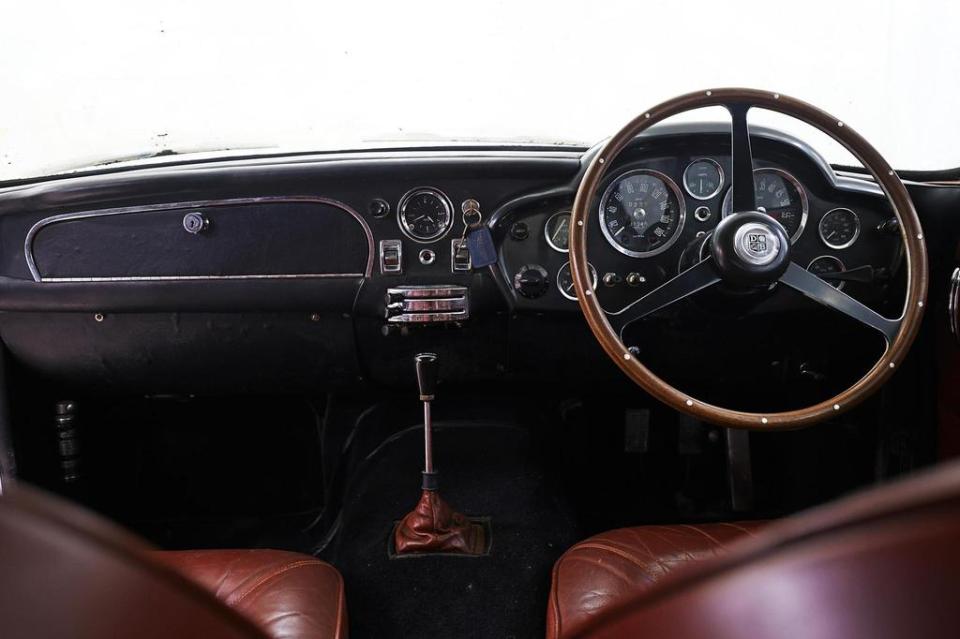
[{"left": 711, "top": 211, "right": 791, "bottom": 286}]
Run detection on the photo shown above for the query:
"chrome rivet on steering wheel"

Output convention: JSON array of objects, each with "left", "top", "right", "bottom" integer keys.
[{"left": 761, "top": 417, "right": 768, "bottom": 424}]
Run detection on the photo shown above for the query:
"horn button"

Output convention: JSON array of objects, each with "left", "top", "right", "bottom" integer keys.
[{"left": 710, "top": 211, "right": 791, "bottom": 286}]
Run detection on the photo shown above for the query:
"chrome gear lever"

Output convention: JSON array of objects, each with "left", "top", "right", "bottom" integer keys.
[
  {"left": 415, "top": 353, "right": 439, "bottom": 490},
  {"left": 394, "top": 351, "right": 486, "bottom": 555}
]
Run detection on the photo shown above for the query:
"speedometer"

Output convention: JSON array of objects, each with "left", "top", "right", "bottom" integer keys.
[
  {"left": 599, "top": 169, "right": 686, "bottom": 257},
  {"left": 721, "top": 168, "right": 808, "bottom": 242}
]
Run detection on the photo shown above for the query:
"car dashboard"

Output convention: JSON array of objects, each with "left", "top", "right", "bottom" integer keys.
[{"left": 0, "top": 123, "right": 953, "bottom": 406}]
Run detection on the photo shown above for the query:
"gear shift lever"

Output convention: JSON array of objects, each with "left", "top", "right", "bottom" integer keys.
[
  {"left": 415, "top": 353, "right": 439, "bottom": 489},
  {"left": 393, "top": 353, "right": 486, "bottom": 556}
]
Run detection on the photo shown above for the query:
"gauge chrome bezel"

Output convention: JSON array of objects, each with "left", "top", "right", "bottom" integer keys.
[
  {"left": 807, "top": 254, "right": 847, "bottom": 291},
  {"left": 598, "top": 168, "right": 687, "bottom": 258},
  {"left": 818, "top": 207, "right": 861, "bottom": 250},
  {"left": 397, "top": 187, "right": 454, "bottom": 243},
  {"left": 544, "top": 210, "right": 571, "bottom": 253},
  {"left": 721, "top": 167, "right": 809, "bottom": 244},
  {"left": 682, "top": 158, "right": 725, "bottom": 201},
  {"left": 558, "top": 260, "right": 598, "bottom": 300}
]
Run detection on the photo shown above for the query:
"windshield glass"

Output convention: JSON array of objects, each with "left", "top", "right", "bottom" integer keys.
[{"left": 2, "top": 0, "right": 958, "bottom": 180}]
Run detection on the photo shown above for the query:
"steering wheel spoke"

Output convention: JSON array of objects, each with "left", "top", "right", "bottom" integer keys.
[
  {"left": 611, "top": 256, "right": 721, "bottom": 339},
  {"left": 779, "top": 261, "right": 900, "bottom": 343},
  {"left": 728, "top": 103, "right": 756, "bottom": 213}
]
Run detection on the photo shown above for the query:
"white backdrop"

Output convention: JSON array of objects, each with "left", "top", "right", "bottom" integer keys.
[{"left": 1, "top": 0, "right": 958, "bottom": 179}]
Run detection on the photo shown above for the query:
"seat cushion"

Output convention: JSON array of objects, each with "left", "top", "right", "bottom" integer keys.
[
  {"left": 547, "top": 522, "right": 763, "bottom": 639},
  {"left": 156, "top": 549, "right": 347, "bottom": 639}
]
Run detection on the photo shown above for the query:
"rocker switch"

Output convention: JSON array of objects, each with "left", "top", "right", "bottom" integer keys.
[{"left": 380, "top": 239, "right": 403, "bottom": 274}]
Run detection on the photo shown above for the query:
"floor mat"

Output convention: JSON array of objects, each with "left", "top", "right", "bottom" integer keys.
[{"left": 328, "top": 421, "right": 580, "bottom": 639}]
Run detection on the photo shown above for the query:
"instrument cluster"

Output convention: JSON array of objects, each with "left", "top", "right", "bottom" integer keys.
[{"left": 500, "top": 143, "right": 897, "bottom": 316}]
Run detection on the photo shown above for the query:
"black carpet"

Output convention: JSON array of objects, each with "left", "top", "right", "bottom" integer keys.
[{"left": 328, "top": 422, "right": 580, "bottom": 639}]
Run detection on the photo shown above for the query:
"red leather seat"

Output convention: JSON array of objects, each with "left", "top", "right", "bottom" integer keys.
[
  {"left": 157, "top": 549, "right": 347, "bottom": 639},
  {"left": 0, "top": 485, "right": 347, "bottom": 639},
  {"left": 549, "top": 462, "right": 960, "bottom": 639},
  {"left": 547, "top": 522, "right": 764, "bottom": 638}
]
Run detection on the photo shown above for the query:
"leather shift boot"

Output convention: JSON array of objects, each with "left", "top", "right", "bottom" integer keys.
[{"left": 394, "top": 489, "right": 485, "bottom": 555}]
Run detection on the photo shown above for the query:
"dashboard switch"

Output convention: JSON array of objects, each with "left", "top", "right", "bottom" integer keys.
[
  {"left": 626, "top": 272, "right": 646, "bottom": 287},
  {"left": 509, "top": 222, "right": 529, "bottom": 241},
  {"left": 603, "top": 272, "right": 621, "bottom": 287},
  {"left": 513, "top": 264, "right": 549, "bottom": 299},
  {"left": 380, "top": 239, "right": 403, "bottom": 274},
  {"left": 369, "top": 198, "right": 391, "bottom": 218},
  {"left": 451, "top": 239, "right": 472, "bottom": 272}
]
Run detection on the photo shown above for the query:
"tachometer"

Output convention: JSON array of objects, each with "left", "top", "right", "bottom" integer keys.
[
  {"left": 599, "top": 169, "right": 686, "bottom": 257},
  {"left": 398, "top": 187, "right": 454, "bottom": 242},
  {"left": 721, "top": 168, "right": 808, "bottom": 242},
  {"left": 819, "top": 208, "right": 860, "bottom": 249}
]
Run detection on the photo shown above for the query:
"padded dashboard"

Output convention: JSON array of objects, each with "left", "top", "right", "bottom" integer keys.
[{"left": 0, "top": 125, "right": 956, "bottom": 399}]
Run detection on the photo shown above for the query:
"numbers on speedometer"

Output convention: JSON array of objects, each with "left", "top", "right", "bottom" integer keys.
[
  {"left": 721, "top": 168, "right": 808, "bottom": 242},
  {"left": 599, "top": 169, "right": 686, "bottom": 258}
]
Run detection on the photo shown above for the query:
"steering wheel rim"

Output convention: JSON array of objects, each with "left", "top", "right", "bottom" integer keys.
[{"left": 569, "top": 88, "right": 928, "bottom": 430}]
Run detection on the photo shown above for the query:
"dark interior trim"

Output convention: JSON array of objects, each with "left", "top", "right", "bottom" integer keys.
[{"left": 24, "top": 196, "right": 376, "bottom": 281}]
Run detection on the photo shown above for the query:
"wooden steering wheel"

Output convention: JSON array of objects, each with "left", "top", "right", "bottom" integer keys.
[{"left": 569, "top": 88, "right": 928, "bottom": 429}]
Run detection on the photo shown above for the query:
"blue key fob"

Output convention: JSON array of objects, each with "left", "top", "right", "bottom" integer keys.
[{"left": 466, "top": 226, "right": 497, "bottom": 268}]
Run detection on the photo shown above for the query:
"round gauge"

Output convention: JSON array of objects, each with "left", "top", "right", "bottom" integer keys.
[
  {"left": 599, "top": 169, "right": 686, "bottom": 258},
  {"left": 683, "top": 158, "right": 724, "bottom": 200},
  {"left": 397, "top": 187, "right": 454, "bottom": 242},
  {"left": 544, "top": 211, "right": 571, "bottom": 252},
  {"left": 819, "top": 208, "right": 861, "bottom": 249},
  {"left": 721, "top": 168, "right": 808, "bottom": 242},
  {"left": 557, "top": 261, "right": 598, "bottom": 300},
  {"left": 807, "top": 255, "right": 846, "bottom": 290}
]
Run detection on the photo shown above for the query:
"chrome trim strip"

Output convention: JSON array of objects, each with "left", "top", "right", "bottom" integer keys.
[
  {"left": 40, "top": 273, "right": 363, "bottom": 283},
  {"left": 949, "top": 267, "right": 960, "bottom": 341},
  {"left": 633, "top": 122, "right": 885, "bottom": 197},
  {"left": 385, "top": 284, "right": 469, "bottom": 323},
  {"left": 25, "top": 196, "right": 375, "bottom": 282}
]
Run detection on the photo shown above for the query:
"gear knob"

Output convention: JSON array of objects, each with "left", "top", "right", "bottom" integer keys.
[{"left": 415, "top": 353, "right": 439, "bottom": 401}]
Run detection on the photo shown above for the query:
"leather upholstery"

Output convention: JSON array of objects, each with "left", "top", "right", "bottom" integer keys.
[
  {"left": 555, "top": 461, "right": 960, "bottom": 639},
  {"left": 157, "top": 550, "right": 347, "bottom": 639},
  {"left": 547, "top": 522, "right": 764, "bottom": 638},
  {"left": 0, "top": 484, "right": 347, "bottom": 639},
  {"left": 0, "top": 485, "right": 266, "bottom": 639},
  {"left": 394, "top": 489, "right": 486, "bottom": 555}
]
